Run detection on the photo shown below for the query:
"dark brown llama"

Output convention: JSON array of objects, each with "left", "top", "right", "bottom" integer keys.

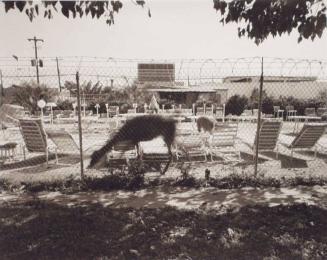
[{"left": 88, "top": 115, "right": 177, "bottom": 174}]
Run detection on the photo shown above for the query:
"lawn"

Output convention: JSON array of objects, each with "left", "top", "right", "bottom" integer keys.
[{"left": 0, "top": 201, "right": 326, "bottom": 259}]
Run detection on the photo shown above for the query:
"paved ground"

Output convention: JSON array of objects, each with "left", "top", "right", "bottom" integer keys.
[{"left": 1, "top": 185, "right": 327, "bottom": 211}]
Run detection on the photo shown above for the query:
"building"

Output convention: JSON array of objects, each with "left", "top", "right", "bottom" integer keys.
[{"left": 147, "top": 83, "right": 228, "bottom": 107}]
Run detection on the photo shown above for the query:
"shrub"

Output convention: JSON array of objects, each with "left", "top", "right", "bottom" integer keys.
[
  {"left": 225, "top": 95, "right": 248, "bottom": 115},
  {"left": 56, "top": 99, "right": 73, "bottom": 110},
  {"left": 261, "top": 96, "right": 274, "bottom": 114}
]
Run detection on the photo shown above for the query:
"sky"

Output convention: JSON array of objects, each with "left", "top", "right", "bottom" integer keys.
[{"left": 0, "top": 0, "right": 327, "bottom": 60}]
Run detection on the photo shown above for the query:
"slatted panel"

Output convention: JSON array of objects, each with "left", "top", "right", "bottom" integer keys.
[
  {"left": 242, "top": 109, "right": 253, "bottom": 116},
  {"left": 255, "top": 121, "right": 282, "bottom": 151},
  {"left": 211, "top": 123, "right": 238, "bottom": 147},
  {"left": 179, "top": 135, "right": 204, "bottom": 149},
  {"left": 196, "top": 107, "right": 205, "bottom": 116},
  {"left": 176, "top": 124, "right": 195, "bottom": 136},
  {"left": 127, "top": 109, "right": 137, "bottom": 114},
  {"left": 291, "top": 124, "right": 327, "bottom": 148},
  {"left": 47, "top": 130, "right": 79, "bottom": 154},
  {"left": 19, "top": 119, "right": 47, "bottom": 153},
  {"left": 317, "top": 108, "right": 327, "bottom": 117},
  {"left": 109, "top": 141, "right": 138, "bottom": 161},
  {"left": 142, "top": 153, "right": 170, "bottom": 162}
]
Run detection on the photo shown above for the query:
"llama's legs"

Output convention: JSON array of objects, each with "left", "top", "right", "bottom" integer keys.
[{"left": 161, "top": 144, "right": 172, "bottom": 175}]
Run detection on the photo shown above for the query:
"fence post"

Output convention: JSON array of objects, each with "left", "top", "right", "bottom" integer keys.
[
  {"left": 254, "top": 57, "right": 264, "bottom": 177},
  {"left": 76, "top": 71, "right": 85, "bottom": 180},
  {"left": 0, "top": 69, "right": 3, "bottom": 107}
]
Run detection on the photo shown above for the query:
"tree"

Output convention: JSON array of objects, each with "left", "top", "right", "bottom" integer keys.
[
  {"left": 12, "top": 82, "right": 56, "bottom": 114},
  {"left": 213, "top": 0, "right": 326, "bottom": 44},
  {"left": 1, "top": 1, "right": 146, "bottom": 25},
  {"left": 225, "top": 94, "right": 249, "bottom": 115},
  {"left": 2, "top": 1, "right": 325, "bottom": 44},
  {"left": 249, "top": 88, "right": 268, "bottom": 109}
]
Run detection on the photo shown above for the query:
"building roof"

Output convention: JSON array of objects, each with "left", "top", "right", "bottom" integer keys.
[{"left": 147, "top": 84, "right": 228, "bottom": 93}]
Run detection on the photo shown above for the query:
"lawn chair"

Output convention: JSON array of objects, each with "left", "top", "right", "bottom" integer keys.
[
  {"left": 46, "top": 129, "right": 97, "bottom": 165},
  {"left": 209, "top": 123, "right": 240, "bottom": 161},
  {"left": 252, "top": 120, "right": 282, "bottom": 159},
  {"left": 285, "top": 123, "right": 327, "bottom": 159},
  {"left": 286, "top": 105, "right": 297, "bottom": 121},
  {"left": 304, "top": 107, "right": 316, "bottom": 117},
  {"left": 205, "top": 105, "right": 214, "bottom": 116},
  {"left": 196, "top": 107, "right": 205, "bottom": 116},
  {"left": 139, "top": 138, "right": 172, "bottom": 174},
  {"left": 46, "top": 129, "right": 80, "bottom": 155},
  {"left": 107, "top": 141, "right": 139, "bottom": 174},
  {"left": 108, "top": 106, "right": 119, "bottom": 117},
  {"left": 176, "top": 122, "right": 196, "bottom": 136},
  {"left": 19, "top": 118, "right": 58, "bottom": 167},
  {"left": 175, "top": 134, "right": 207, "bottom": 162},
  {"left": 317, "top": 107, "right": 327, "bottom": 117},
  {"left": 107, "top": 119, "right": 119, "bottom": 135},
  {"left": 273, "top": 106, "right": 284, "bottom": 119}
]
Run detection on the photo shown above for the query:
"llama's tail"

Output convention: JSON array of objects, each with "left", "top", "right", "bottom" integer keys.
[{"left": 88, "top": 134, "right": 119, "bottom": 168}]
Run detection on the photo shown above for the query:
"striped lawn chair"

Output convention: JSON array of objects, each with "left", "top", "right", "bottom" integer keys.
[
  {"left": 209, "top": 123, "right": 240, "bottom": 161},
  {"left": 107, "top": 141, "right": 139, "bottom": 174},
  {"left": 139, "top": 138, "right": 172, "bottom": 174},
  {"left": 253, "top": 120, "right": 282, "bottom": 159},
  {"left": 19, "top": 118, "right": 58, "bottom": 166},
  {"left": 287, "top": 123, "right": 327, "bottom": 159},
  {"left": 175, "top": 134, "right": 207, "bottom": 162}
]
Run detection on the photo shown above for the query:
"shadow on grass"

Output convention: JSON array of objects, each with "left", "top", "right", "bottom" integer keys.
[
  {"left": 260, "top": 151, "right": 308, "bottom": 169},
  {"left": 297, "top": 150, "right": 327, "bottom": 163},
  {"left": 0, "top": 154, "right": 81, "bottom": 172},
  {"left": 0, "top": 202, "right": 326, "bottom": 259}
]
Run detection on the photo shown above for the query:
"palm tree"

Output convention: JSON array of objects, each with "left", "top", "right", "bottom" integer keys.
[{"left": 12, "top": 82, "right": 55, "bottom": 114}]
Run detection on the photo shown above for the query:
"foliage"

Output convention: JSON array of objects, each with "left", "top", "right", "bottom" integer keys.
[
  {"left": 11, "top": 82, "right": 55, "bottom": 114},
  {"left": 2, "top": 1, "right": 124, "bottom": 25},
  {"left": 275, "top": 95, "right": 325, "bottom": 116},
  {"left": 225, "top": 94, "right": 248, "bottom": 115},
  {"left": 214, "top": 0, "right": 327, "bottom": 44},
  {"left": 248, "top": 88, "right": 269, "bottom": 109},
  {"left": 261, "top": 96, "right": 274, "bottom": 115},
  {"left": 56, "top": 99, "right": 73, "bottom": 110},
  {"left": 3, "top": 1, "right": 325, "bottom": 45},
  {"left": 317, "top": 89, "right": 327, "bottom": 106}
]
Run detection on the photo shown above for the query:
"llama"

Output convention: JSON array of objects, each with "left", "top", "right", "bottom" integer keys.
[
  {"left": 88, "top": 115, "right": 177, "bottom": 174},
  {"left": 196, "top": 116, "right": 215, "bottom": 134}
]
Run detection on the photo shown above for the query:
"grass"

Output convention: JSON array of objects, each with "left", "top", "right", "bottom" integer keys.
[
  {"left": 1, "top": 171, "right": 327, "bottom": 194},
  {"left": 0, "top": 202, "right": 326, "bottom": 259}
]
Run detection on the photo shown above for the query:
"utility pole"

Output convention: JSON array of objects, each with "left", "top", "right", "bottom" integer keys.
[
  {"left": 56, "top": 57, "right": 62, "bottom": 92},
  {"left": 28, "top": 36, "right": 44, "bottom": 85}
]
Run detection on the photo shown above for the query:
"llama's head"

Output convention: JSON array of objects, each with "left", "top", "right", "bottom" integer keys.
[{"left": 88, "top": 150, "right": 107, "bottom": 169}]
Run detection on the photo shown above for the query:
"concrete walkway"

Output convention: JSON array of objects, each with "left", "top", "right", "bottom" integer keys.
[{"left": 1, "top": 185, "right": 327, "bottom": 211}]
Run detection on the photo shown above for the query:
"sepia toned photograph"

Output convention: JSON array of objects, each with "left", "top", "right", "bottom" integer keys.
[{"left": 0, "top": 0, "right": 327, "bottom": 259}]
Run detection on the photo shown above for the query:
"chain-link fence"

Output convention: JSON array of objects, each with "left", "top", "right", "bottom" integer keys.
[{"left": 1, "top": 57, "right": 327, "bottom": 185}]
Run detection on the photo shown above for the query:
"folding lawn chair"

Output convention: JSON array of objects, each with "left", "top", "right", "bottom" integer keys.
[
  {"left": 252, "top": 120, "right": 283, "bottom": 159},
  {"left": 107, "top": 141, "right": 139, "bottom": 174},
  {"left": 175, "top": 134, "right": 207, "bottom": 162},
  {"left": 19, "top": 118, "right": 58, "bottom": 167},
  {"left": 285, "top": 123, "right": 327, "bottom": 159},
  {"left": 209, "top": 122, "right": 240, "bottom": 161},
  {"left": 139, "top": 138, "right": 172, "bottom": 174}
]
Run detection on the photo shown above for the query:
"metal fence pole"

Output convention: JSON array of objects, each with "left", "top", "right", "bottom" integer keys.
[
  {"left": 254, "top": 57, "right": 264, "bottom": 177},
  {"left": 76, "top": 71, "right": 85, "bottom": 180}
]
